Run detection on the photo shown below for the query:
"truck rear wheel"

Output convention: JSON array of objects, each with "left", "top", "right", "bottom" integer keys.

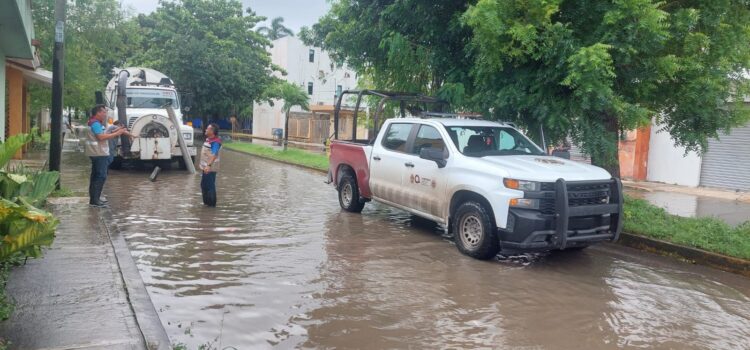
[
  {"left": 452, "top": 201, "right": 499, "bottom": 259},
  {"left": 338, "top": 173, "right": 365, "bottom": 213},
  {"left": 109, "top": 156, "right": 123, "bottom": 170},
  {"left": 177, "top": 156, "right": 196, "bottom": 170}
]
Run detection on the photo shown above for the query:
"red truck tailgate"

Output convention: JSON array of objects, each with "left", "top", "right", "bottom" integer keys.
[{"left": 329, "top": 140, "right": 372, "bottom": 198}]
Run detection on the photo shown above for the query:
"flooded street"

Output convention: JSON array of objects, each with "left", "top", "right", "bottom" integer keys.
[{"left": 61, "top": 150, "right": 750, "bottom": 349}]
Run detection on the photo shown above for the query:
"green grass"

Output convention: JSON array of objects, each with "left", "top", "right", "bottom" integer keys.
[
  {"left": 624, "top": 196, "right": 750, "bottom": 260},
  {"left": 223, "top": 141, "right": 329, "bottom": 172},
  {"left": 49, "top": 187, "right": 76, "bottom": 198},
  {"left": 225, "top": 140, "right": 750, "bottom": 260}
]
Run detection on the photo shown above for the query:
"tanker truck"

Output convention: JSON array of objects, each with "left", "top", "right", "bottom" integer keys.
[{"left": 97, "top": 67, "right": 196, "bottom": 169}]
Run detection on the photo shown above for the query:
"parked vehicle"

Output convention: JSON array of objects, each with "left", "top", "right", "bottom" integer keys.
[
  {"left": 97, "top": 67, "right": 196, "bottom": 169},
  {"left": 327, "top": 90, "right": 623, "bottom": 259}
]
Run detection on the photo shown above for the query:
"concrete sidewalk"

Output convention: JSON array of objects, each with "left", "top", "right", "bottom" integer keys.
[
  {"left": 0, "top": 199, "right": 169, "bottom": 350},
  {"left": 623, "top": 179, "right": 750, "bottom": 203}
]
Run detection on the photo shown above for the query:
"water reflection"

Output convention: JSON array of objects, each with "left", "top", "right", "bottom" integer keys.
[{"left": 56, "top": 150, "right": 750, "bottom": 349}]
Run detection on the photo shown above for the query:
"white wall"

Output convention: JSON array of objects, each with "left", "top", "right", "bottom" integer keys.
[
  {"left": 646, "top": 122, "right": 703, "bottom": 187},
  {"left": 253, "top": 36, "right": 358, "bottom": 138}
]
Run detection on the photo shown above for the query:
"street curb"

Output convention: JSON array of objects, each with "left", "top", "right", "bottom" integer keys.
[
  {"left": 98, "top": 208, "right": 172, "bottom": 350},
  {"left": 223, "top": 145, "right": 328, "bottom": 174},
  {"left": 617, "top": 233, "right": 750, "bottom": 278}
]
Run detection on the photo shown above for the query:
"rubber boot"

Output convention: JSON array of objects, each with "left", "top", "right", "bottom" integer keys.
[
  {"left": 90, "top": 180, "right": 108, "bottom": 207},
  {"left": 206, "top": 190, "right": 217, "bottom": 207}
]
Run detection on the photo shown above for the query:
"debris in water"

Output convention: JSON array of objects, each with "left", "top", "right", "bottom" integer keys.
[{"left": 149, "top": 166, "right": 161, "bottom": 182}]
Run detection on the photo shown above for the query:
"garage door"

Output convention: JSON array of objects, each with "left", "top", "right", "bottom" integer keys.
[{"left": 700, "top": 123, "right": 750, "bottom": 191}]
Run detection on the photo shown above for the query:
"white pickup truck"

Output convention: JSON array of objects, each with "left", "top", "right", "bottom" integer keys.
[{"left": 328, "top": 90, "right": 623, "bottom": 259}]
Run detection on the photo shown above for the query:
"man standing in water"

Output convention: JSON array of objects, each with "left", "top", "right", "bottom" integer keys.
[
  {"left": 85, "top": 105, "right": 126, "bottom": 207},
  {"left": 200, "top": 123, "right": 222, "bottom": 207}
]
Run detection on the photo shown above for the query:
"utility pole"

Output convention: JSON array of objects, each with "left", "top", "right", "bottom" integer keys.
[{"left": 49, "top": 0, "right": 66, "bottom": 177}]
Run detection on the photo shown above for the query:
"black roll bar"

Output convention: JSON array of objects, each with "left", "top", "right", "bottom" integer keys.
[{"left": 333, "top": 90, "right": 449, "bottom": 141}]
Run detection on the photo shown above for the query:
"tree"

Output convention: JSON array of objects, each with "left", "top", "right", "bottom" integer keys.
[
  {"left": 463, "top": 0, "right": 750, "bottom": 176},
  {"left": 305, "top": 0, "right": 475, "bottom": 101},
  {"left": 310, "top": 0, "right": 750, "bottom": 176},
  {"left": 256, "top": 17, "right": 295, "bottom": 40},
  {"left": 267, "top": 82, "right": 310, "bottom": 150},
  {"left": 134, "top": 0, "right": 281, "bottom": 124},
  {"left": 30, "top": 0, "right": 132, "bottom": 119}
]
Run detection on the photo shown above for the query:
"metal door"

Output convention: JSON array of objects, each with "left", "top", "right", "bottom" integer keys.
[{"left": 700, "top": 123, "right": 750, "bottom": 191}]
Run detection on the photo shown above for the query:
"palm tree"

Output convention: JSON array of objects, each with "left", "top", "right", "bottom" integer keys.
[
  {"left": 256, "top": 17, "right": 295, "bottom": 40},
  {"left": 275, "top": 82, "right": 309, "bottom": 150}
]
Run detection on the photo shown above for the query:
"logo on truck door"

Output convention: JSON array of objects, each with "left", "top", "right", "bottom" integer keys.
[{"left": 410, "top": 174, "right": 437, "bottom": 188}]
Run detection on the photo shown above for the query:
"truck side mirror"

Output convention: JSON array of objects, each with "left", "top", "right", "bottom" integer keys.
[
  {"left": 95, "top": 91, "right": 104, "bottom": 105},
  {"left": 419, "top": 147, "right": 447, "bottom": 168}
]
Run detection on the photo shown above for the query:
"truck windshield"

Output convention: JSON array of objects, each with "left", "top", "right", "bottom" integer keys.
[
  {"left": 126, "top": 88, "right": 179, "bottom": 109},
  {"left": 446, "top": 126, "right": 545, "bottom": 156}
]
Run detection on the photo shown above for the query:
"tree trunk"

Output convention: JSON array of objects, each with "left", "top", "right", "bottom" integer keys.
[
  {"left": 591, "top": 114, "right": 622, "bottom": 178},
  {"left": 201, "top": 113, "right": 209, "bottom": 133},
  {"left": 283, "top": 109, "right": 289, "bottom": 151}
]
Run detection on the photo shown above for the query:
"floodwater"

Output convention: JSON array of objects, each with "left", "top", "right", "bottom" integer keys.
[{"left": 60, "top": 150, "right": 750, "bottom": 349}]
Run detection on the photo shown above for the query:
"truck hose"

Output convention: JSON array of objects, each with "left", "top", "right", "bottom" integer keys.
[{"left": 116, "top": 70, "right": 131, "bottom": 154}]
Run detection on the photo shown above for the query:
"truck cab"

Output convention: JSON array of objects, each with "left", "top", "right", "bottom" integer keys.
[
  {"left": 328, "top": 91, "right": 623, "bottom": 259},
  {"left": 102, "top": 67, "right": 196, "bottom": 168}
]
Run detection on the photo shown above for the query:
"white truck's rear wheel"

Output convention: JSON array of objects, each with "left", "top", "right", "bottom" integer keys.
[
  {"left": 452, "top": 201, "right": 499, "bottom": 259},
  {"left": 338, "top": 173, "right": 365, "bottom": 213},
  {"left": 109, "top": 156, "right": 123, "bottom": 170}
]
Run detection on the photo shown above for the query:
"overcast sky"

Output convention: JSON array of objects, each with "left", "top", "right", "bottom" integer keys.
[{"left": 119, "top": 0, "right": 331, "bottom": 32}]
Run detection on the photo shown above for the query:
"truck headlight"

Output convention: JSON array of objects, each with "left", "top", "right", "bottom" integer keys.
[
  {"left": 503, "top": 178, "right": 540, "bottom": 191},
  {"left": 509, "top": 198, "right": 540, "bottom": 209}
]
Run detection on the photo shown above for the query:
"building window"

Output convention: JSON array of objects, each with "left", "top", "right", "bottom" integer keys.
[
  {"left": 309, "top": 49, "right": 315, "bottom": 63},
  {"left": 307, "top": 82, "right": 314, "bottom": 95}
]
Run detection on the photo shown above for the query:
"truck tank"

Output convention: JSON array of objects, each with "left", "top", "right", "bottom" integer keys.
[{"left": 102, "top": 67, "right": 196, "bottom": 169}]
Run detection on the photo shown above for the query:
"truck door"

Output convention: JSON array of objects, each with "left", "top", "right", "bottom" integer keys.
[
  {"left": 404, "top": 124, "right": 449, "bottom": 218},
  {"left": 370, "top": 122, "right": 416, "bottom": 205}
]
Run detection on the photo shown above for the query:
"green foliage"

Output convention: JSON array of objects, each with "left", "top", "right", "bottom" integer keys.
[
  {"left": 49, "top": 187, "right": 76, "bottom": 198},
  {"left": 132, "top": 0, "right": 280, "bottom": 118},
  {"left": 306, "top": 0, "right": 476, "bottom": 95},
  {"left": 0, "top": 135, "right": 31, "bottom": 172},
  {"left": 0, "top": 259, "right": 16, "bottom": 322},
  {"left": 0, "top": 134, "right": 58, "bottom": 263},
  {"left": 313, "top": 0, "right": 750, "bottom": 173},
  {"left": 0, "top": 198, "right": 58, "bottom": 260},
  {"left": 624, "top": 196, "right": 750, "bottom": 260},
  {"left": 31, "top": 0, "right": 133, "bottom": 115},
  {"left": 265, "top": 81, "right": 310, "bottom": 113},
  {"left": 256, "top": 17, "right": 295, "bottom": 40}
]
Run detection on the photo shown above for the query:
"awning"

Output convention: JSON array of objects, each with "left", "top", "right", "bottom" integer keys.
[
  {"left": 5, "top": 59, "right": 51, "bottom": 86},
  {"left": 22, "top": 68, "right": 52, "bottom": 85}
]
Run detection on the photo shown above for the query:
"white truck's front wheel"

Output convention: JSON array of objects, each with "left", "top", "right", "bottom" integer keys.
[
  {"left": 338, "top": 173, "right": 365, "bottom": 213},
  {"left": 453, "top": 201, "right": 500, "bottom": 259}
]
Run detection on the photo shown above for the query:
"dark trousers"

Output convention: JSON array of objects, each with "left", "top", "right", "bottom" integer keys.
[
  {"left": 89, "top": 156, "right": 109, "bottom": 204},
  {"left": 201, "top": 171, "right": 217, "bottom": 207}
]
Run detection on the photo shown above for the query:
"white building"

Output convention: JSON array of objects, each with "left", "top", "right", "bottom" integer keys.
[
  {"left": 647, "top": 120, "right": 750, "bottom": 191},
  {"left": 252, "top": 36, "right": 358, "bottom": 139}
]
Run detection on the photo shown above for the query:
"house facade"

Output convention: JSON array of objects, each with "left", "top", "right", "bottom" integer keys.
[
  {"left": 600, "top": 114, "right": 749, "bottom": 192},
  {"left": 1, "top": 0, "right": 52, "bottom": 157},
  {"left": 644, "top": 119, "right": 750, "bottom": 191},
  {"left": 252, "top": 36, "right": 358, "bottom": 139}
]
